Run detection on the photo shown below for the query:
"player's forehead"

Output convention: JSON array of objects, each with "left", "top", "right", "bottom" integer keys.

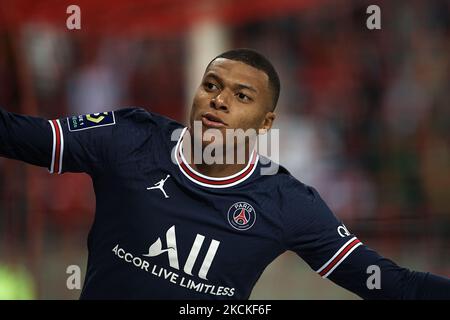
[{"left": 204, "top": 58, "right": 269, "bottom": 93}]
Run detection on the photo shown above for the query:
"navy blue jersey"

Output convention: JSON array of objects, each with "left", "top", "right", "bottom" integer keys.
[{"left": 1, "top": 107, "right": 449, "bottom": 299}]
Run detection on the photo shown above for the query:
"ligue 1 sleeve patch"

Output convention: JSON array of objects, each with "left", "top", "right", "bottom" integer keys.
[{"left": 67, "top": 111, "right": 116, "bottom": 132}]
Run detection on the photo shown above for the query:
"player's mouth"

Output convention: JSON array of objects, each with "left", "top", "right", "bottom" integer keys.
[{"left": 201, "top": 112, "right": 227, "bottom": 128}]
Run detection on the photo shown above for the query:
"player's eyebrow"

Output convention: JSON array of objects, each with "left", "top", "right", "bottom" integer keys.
[{"left": 205, "top": 72, "right": 258, "bottom": 94}]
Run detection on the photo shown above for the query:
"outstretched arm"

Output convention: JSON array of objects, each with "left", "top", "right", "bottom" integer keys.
[
  {"left": 325, "top": 241, "right": 450, "bottom": 299},
  {"left": 0, "top": 107, "right": 133, "bottom": 175},
  {"left": 0, "top": 107, "right": 54, "bottom": 169},
  {"left": 282, "top": 181, "right": 450, "bottom": 299}
]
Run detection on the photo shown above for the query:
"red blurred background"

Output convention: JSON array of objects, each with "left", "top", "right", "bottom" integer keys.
[{"left": 0, "top": 0, "right": 449, "bottom": 299}]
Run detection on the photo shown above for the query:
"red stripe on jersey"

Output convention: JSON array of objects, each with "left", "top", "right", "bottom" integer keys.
[
  {"left": 319, "top": 238, "right": 361, "bottom": 277},
  {"left": 177, "top": 146, "right": 257, "bottom": 186},
  {"left": 51, "top": 119, "right": 61, "bottom": 174}
]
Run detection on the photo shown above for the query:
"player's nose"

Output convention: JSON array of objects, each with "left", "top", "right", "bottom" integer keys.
[{"left": 210, "top": 92, "right": 229, "bottom": 112}]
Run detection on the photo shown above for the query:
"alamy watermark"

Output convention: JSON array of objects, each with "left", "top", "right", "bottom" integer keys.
[
  {"left": 66, "top": 5, "right": 81, "bottom": 30},
  {"left": 366, "top": 265, "right": 381, "bottom": 290},
  {"left": 366, "top": 5, "right": 381, "bottom": 30},
  {"left": 66, "top": 4, "right": 380, "bottom": 31},
  {"left": 66, "top": 264, "right": 81, "bottom": 290},
  {"left": 170, "top": 120, "right": 280, "bottom": 175}
]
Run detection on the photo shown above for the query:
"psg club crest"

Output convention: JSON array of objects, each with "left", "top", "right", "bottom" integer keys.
[{"left": 227, "top": 202, "right": 256, "bottom": 231}]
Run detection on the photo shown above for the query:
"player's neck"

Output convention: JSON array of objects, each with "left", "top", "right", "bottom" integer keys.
[
  {"left": 181, "top": 131, "right": 255, "bottom": 178},
  {"left": 194, "top": 150, "right": 252, "bottom": 178}
]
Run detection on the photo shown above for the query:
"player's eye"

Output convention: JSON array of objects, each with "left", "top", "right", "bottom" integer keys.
[
  {"left": 204, "top": 82, "right": 218, "bottom": 91},
  {"left": 237, "top": 92, "right": 252, "bottom": 103}
]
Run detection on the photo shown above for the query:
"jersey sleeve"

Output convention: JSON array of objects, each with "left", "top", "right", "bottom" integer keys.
[
  {"left": 281, "top": 181, "right": 363, "bottom": 278},
  {"left": 281, "top": 179, "right": 450, "bottom": 299},
  {"left": 0, "top": 106, "right": 150, "bottom": 176},
  {"left": 0, "top": 107, "right": 53, "bottom": 168}
]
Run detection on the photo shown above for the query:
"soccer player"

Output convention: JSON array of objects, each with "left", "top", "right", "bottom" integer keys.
[{"left": 1, "top": 49, "right": 449, "bottom": 299}]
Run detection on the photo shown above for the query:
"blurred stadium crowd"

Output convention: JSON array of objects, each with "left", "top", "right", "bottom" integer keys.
[{"left": 0, "top": 0, "right": 449, "bottom": 299}]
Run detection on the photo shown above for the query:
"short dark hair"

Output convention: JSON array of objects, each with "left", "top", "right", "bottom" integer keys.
[{"left": 206, "top": 48, "right": 280, "bottom": 111}]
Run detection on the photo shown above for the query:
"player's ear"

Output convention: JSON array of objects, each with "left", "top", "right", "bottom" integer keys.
[{"left": 259, "top": 112, "right": 276, "bottom": 135}]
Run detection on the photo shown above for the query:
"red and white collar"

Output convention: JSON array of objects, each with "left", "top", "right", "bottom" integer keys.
[{"left": 174, "top": 127, "right": 259, "bottom": 188}]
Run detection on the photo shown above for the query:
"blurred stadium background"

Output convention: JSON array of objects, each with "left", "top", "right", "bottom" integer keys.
[{"left": 0, "top": 0, "right": 449, "bottom": 299}]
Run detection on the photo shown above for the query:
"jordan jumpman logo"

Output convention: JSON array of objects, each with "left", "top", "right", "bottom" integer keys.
[{"left": 147, "top": 174, "right": 170, "bottom": 198}]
